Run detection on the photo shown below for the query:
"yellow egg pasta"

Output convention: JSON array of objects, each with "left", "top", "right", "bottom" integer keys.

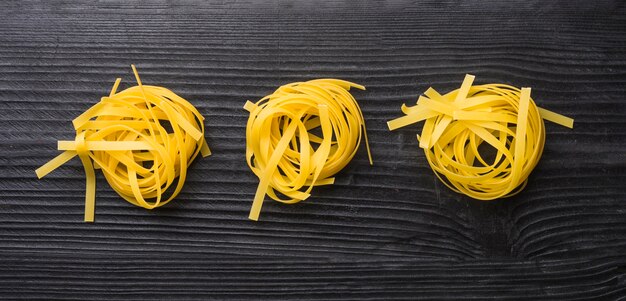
[
  {"left": 35, "top": 65, "right": 211, "bottom": 222},
  {"left": 387, "top": 74, "right": 573, "bottom": 200},
  {"left": 244, "top": 79, "right": 372, "bottom": 221}
]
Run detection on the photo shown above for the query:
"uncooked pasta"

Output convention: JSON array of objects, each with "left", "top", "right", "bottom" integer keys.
[
  {"left": 36, "top": 65, "right": 210, "bottom": 222},
  {"left": 244, "top": 79, "right": 372, "bottom": 221},
  {"left": 387, "top": 74, "right": 573, "bottom": 200}
]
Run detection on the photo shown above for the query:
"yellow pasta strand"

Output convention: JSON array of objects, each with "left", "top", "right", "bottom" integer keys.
[
  {"left": 244, "top": 79, "right": 373, "bottom": 221},
  {"left": 387, "top": 74, "right": 573, "bottom": 200},
  {"left": 35, "top": 65, "right": 211, "bottom": 222}
]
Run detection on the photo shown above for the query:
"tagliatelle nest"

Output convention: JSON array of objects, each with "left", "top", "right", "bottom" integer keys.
[
  {"left": 388, "top": 74, "right": 573, "bottom": 200},
  {"left": 36, "top": 65, "right": 210, "bottom": 222},
  {"left": 244, "top": 79, "right": 372, "bottom": 221}
]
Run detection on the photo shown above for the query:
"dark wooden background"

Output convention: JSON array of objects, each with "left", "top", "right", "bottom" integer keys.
[{"left": 1, "top": 0, "right": 625, "bottom": 299}]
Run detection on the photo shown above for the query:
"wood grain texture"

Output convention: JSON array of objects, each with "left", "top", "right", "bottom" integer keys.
[{"left": 1, "top": 0, "right": 625, "bottom": 299}]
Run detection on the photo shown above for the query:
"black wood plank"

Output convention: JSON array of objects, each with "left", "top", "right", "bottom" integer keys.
[{"left": 0, "top": 0, "right": 625, "bottom": 299}]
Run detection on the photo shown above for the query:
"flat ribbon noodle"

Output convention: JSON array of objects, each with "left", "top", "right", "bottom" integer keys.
[
  {"left": 387, "top": 74, "right": 573, "bottom": 200},
  {"left": 36, "top": 65, "right": 210, "bottom": 222},
  {"left": 244, "top": 79, "right": 373, "bottom": 221}
]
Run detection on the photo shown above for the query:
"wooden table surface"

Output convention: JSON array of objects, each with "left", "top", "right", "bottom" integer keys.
[{"left": 1, "top": 0, "right": 625, "bottom": 299}]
